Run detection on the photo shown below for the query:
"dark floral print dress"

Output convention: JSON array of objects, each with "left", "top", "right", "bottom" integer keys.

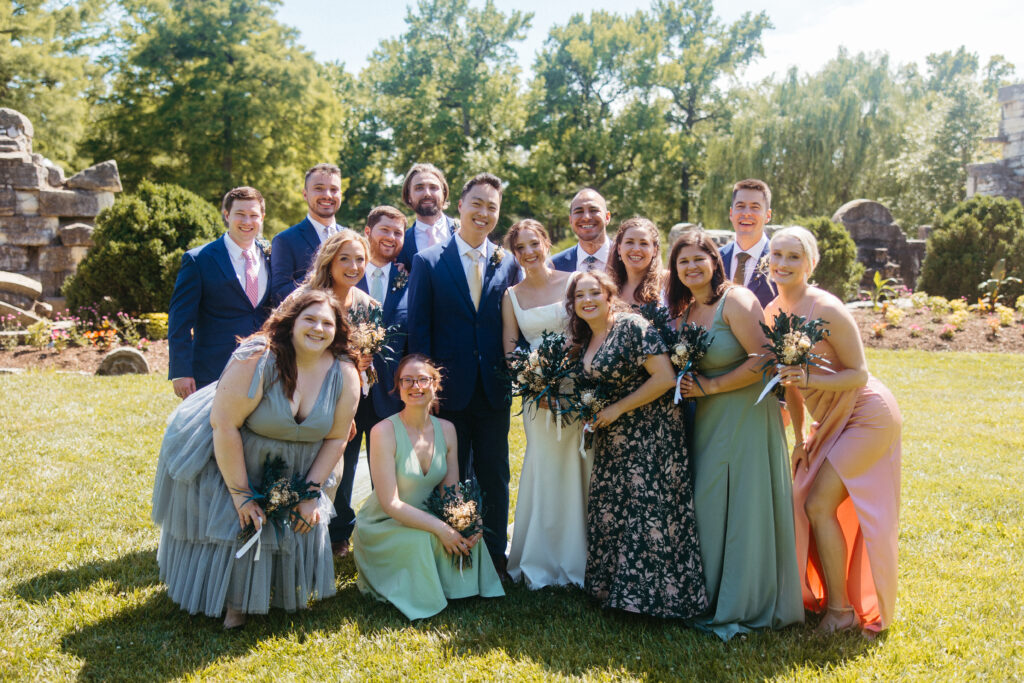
[{"left": 583, "top": 313, "right": 708, "bottom": 618}]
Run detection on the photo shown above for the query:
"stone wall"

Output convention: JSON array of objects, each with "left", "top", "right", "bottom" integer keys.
[
  {"left": 0, "top": 108, "right": 121, "bottom": 309},
  {"left": 967, "top": 83, "right": 1024, "bottom": 203},
  {"left": 832, "top": 199, "right": 926, "bottom": 290}
]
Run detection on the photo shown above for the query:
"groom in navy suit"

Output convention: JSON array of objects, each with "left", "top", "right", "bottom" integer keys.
[
  {"left": 269, "top": 163, "right": 344, "bottom": 304},
  {"left": 550, "top": 188, "right": 612, "bottom": 273},
  {"left": 720, "top": 178, "right": 778, "bottom": 308},
  {"left": 407, "top": 173, "right": 520, "bottom": 574},
  {"left": 397, "top": 162, "right": 457, "bottom": 270},
  {"left": 328, "top": 205, "right": 411, "bottom": 556},
  {"left": 168, "top": 186, "right": 272, "bottom": 398}
]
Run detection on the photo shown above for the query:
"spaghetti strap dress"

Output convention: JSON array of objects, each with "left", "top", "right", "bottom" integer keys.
[
  {"left": 151, "top": 337, "right": 344, "bottom": 616},
  {"left": 686, "top": 291, "right": 803, "bottom": 640},
  {"left": 352, "top": 414, "right": 504, "bottom": 620}
]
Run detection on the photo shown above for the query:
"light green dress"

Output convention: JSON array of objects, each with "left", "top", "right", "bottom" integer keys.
[
  {"left": 352, "top": 414, "right": 504, "bottom": 620},
  {"left": 687, "top": 291, "right": 804, "bottom": 640}
]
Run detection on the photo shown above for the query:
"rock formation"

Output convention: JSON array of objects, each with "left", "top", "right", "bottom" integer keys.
[
  {"left": 832, "top": 199, "right": 926, "bottom": 290},
  {"left": 967, "top": 83, "right": 1024, "bottom": 203}
]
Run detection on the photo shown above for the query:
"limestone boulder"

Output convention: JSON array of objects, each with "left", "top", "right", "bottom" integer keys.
[
  {"left": 59, "top": 223, "right": 96, "bottom": 247},
  {"left": 0, "top": 215, "right": 59, "bottom": 246},
  {"left": 65, "top": 160, "right": 122, "bottom": 193},
  {"left": 0, "top": 245, "right": 30, "bottom": 271},
  {"left": 15, "top": 191, "right": 38, "bottom": 215},
  {"left": 96, "top": 347, "right": 150, "bottom": 376},
  {"left": 38, "top": 245, "right": 89, "bottom": 272},
  {"left": 0, "top": 298, "right": 41, "bottom": 326},
  {"left": 0, "top": 271, "right": 43, "bottom": 300},
  {"left": 37, "top": 189, "right": 115, "bottom": 218},
  {"left": 0, "top": 187, "right": 13, "bottom": 216},
  {"left": 0, "top": 157, "right": 46, "bottom": 189},
  {"left": 832, "top": 200, "right": 899, "bottom": 241}
]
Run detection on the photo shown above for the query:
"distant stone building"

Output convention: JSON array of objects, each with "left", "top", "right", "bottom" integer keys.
[
  {"left": 966, "top": 83, "right": 1024, "bottom": 203},
  {"left": 0, "top": 108, "right": 122, "bottom": 315},
  {"left": 832, "top": 199, "right": 926, "bottom": 290}
]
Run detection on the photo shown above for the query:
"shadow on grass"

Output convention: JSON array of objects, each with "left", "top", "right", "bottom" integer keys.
[
  {"left": 13, "top": 549, "right": 160, "bottom": 603},
  {"left": 39, "top": 555, "right": 880, "bottom": 681}
]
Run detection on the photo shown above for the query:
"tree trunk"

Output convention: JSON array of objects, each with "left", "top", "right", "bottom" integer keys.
[{"left": 679, "top": 166, "right": 690, "bottom": 222}]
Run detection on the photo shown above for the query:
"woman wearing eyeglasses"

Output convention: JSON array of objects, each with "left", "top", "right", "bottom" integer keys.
[{"left": 352, "top": 354, "right": 504, "bottom": 619}]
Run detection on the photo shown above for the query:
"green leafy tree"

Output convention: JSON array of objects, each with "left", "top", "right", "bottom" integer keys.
[
  {"left": 918, "top": 196, "right": 1024, "bottom": 299},
  {"left": 359, "top": 0, "right": 531, "bottom": 227},
  {"left": 791, "top": 216, "right": 864, "bottom": 300},
  {"left": 0, "top": 0, "right": 107, "bottom": 169},
  {"left": 83, "top": 0, "right": 337, "bottom": 233},
  {"left": 62, "top": 181, "right": 222, "bottom": 313}
]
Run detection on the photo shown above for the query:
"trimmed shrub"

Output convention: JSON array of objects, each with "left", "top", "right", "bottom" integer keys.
[
  {"left": 919, "top": 196, "right": 1024, "bottom": 300},
  {"left": 791, "top": 216, "right": 864, "bottom": 301},
  {"left": 62, "top": 181, "right": 222, "bottom": 314}
]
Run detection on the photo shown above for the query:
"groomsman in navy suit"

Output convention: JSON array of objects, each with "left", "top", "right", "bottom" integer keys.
[
  {"left": 720, "top": 178, "right": 778, "bottom": 308},
  {"left": 270, "top": 163, "right": 344, "bottom": 303},
  {"left": 407, "top": 173, "right": 520, "bottom": 575},
  {"left": 550, "top": 188, "right": 613, "bottom": 273},
  {"left": 328, "top": 205, "right": 411, "bottom": 556},
  {"left": 397, "top": 162, "right": 457, "bottom": 269},
  {"left": 168, "top": 187, "right": 272, "bottom": 398}
]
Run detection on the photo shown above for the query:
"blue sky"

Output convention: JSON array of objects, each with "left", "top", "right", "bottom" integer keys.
[{"left": 276, "top": 0, "right": 1022, "bottom": 83}]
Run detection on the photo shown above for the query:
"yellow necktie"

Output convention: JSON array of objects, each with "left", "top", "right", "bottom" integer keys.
[{"left": 467, "top": 251, "right": 483, "bottom": 310}]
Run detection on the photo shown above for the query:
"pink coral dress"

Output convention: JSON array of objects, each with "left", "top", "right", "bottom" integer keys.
[{"left": 792, "top": 321, "right": 902, "bottom": 632}]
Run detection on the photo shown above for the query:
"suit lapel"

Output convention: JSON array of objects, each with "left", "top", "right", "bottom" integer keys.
[
  {"left": 439, "top": 239, "right": 475, "bottom": 312},
  {"left": 212, "top": 237, "right": 249, "bottom": 304},
  {"left": 382, "top": 264, "right": 402, "bottom": 319},
  {"left": 721, "top": 242, "right": 734, "bottom": 279},
  {"left": 300, "top": 218, "right": 320, "bottom": 254}
]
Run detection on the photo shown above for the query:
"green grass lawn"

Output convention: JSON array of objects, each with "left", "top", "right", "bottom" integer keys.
[{"left": 1, "top": 349, "right": 1022, "bottom": 681}]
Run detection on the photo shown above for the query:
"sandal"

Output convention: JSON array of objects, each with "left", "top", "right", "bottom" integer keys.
[{"left": 815, "top": 605, "right": 858, "bottom": 634}]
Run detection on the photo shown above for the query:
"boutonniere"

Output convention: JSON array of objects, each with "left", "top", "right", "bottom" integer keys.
[
  {"left": 256, "top": 238, "right": 271, "bottom": 258},
  {"left": 391, "top": 262, "right": 409, "bottom": 292},
  {"left": 489, "top": 243, "right": 504, "bottom": 268},
  {"left": 755, "top": 254, "right": 770, "bottom": 278}
]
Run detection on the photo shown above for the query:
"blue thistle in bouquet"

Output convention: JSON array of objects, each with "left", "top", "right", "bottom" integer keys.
[
  {"left": 754, "top": 311, "right": 831, "bottom": 404},
  {"left": 425, "top": 480, "right": 485, "bottom": 571}
]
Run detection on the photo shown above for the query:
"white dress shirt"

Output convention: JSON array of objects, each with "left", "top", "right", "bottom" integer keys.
[
  {"left": 223, "top": 234, "right": 268, "bottom": 302},
  {"left": 414, "top": 215, "right": 450, "bottom": 250},
  {"left": 575, "top": 239, "right": 611, "bottom": 272},
  {"left": 307, "top": 214, "right": 339, "bottom": 243},
  {"left": 366, "top": 262, "right": 392, "bottom": 306},
  {"left": 730, "top": 233, "right": 768, "bottom": 288}
]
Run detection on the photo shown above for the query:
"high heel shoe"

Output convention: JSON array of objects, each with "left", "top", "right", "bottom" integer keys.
[{"left": 815, "top": 605, "right": 858, "bottom": 634}]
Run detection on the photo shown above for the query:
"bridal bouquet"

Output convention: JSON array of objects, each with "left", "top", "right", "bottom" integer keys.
[
  {"left": 754, "top": 311, "right": 831, "bottom": 404},
  {"left": 233, "top": 456, "right": 321, "bottom": 561},
  {"left": 566, "top": 371, "right": 614, "bottom": 456},
  {"left": 499, "top": 331, "right": 576, "bottom": 432},
  {"left": 425, "top": 480, "right": 485, "bottom": 572},
  {"left": 668, "top": 322, "right": 713, "bottom": 403},
  {"left": 348, "top": 303, "right": 401, "bottom": 390}
]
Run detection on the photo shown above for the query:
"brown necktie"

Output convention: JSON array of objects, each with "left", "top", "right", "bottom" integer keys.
[{"left": 734, "top": 252, "right": 751, "bottom": 286}]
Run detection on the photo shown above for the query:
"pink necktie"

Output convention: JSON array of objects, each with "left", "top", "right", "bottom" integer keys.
[{"left": 243, "top": 250, "right": 259, "bottom": 306}]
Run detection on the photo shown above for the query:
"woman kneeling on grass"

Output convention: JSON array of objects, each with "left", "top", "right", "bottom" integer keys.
[
  {"left": 766, "top": 226, "right": 902, "bottom": 635},
  {"left": 352, "top": 354, "right": 504, "bottom": 620},
  {"left": 152, "top": 289, "right": 360, "bottom": 629}
]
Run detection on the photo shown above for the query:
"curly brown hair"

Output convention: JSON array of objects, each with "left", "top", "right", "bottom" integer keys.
[
  {"left": 564, "top": 270, "right": 630, "bottom": 348},
  {"left": 665, "top": 231, "right": 732, "bottom": 317},
  {"left": 606, "top": 216, "right": 663, "bottom": 305},
  {"left": 249, "top": 289, "right": 357, "bottom": 399}
]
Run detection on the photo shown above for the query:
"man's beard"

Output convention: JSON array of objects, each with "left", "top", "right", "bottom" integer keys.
[{"left": 415, "top": 200, "right": 441, "bottom": 218}]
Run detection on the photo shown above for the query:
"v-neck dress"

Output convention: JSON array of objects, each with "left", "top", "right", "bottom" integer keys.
[
  {"left": 151, "top": 337, "right": 345, "bottom": 616},
  {"left": 353, "top": 414, "right": 504, "bottom": 620},
  {"left": 582, "top": 312, "right": 708, "bottom": 618}
]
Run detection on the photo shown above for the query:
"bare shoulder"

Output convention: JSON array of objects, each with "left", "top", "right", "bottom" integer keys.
[
  {"left": 437, "top": 417, "right": 457, "bottom": 443},
  {"left": 810, "top": 287, "right": 853, "bottom": 324},
  {"left": 550, "top": 269, "right": 572, "bottom": 287},
  {"left": 370, "top": 416, "right": 396, "bottom": 441}
]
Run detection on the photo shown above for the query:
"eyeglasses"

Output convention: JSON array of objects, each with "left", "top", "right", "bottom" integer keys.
[{"left": 398, "top": 376, "right": 433, "bottom": 389}]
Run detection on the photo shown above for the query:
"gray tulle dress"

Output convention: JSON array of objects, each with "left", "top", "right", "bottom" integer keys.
[{"left": 151, "top": 338, "right": 344, "bottom": 617}]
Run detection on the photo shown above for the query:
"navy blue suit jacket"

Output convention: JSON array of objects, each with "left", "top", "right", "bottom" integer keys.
[
  {"left": 270, "top": 217, "right": 321, "bottom": 305},
  {"left": 407, "top": 238, "right": 520, "bottom": 412},
  {"left": 550, "top": 244, "right": 579, "bottom": 273},
  {"left": 167, "top": 237, "right": 272, "bottom": 387},
  {"left": 397, "top": 215, "right": 457, "bottom": 270},
  {"left": 721, "top": 240, "right": 777, "bottom": 308},
  {"left": 355, "top": 263, "right": 410, "bottom": 418}
]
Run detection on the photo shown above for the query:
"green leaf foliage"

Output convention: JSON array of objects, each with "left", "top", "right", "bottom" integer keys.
[
  {"left": 919, "top": 196, "right": 1024, "bottom": 299},
  {"left": 62, "top": 181, "right": 222, "bottom": 314},
  {"left": 791, "top": 216, "right": 865, "bottom": 300}
]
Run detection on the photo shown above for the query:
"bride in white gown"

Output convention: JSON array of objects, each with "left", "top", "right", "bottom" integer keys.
[{"left": 500, "top": 219, "right": 591, "bottom": 588}]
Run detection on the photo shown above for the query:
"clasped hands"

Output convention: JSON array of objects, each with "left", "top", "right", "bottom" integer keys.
[
  {"left": 439, "top": 527, "right": 481, "bottom": 557},
  {"left": 232, "top": 495, "right": 320, "bottom": 535}
]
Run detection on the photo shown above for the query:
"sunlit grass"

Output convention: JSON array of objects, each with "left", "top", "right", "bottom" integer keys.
[{"left": 1, "top": 350, "right": 1021, "bottom": 680}]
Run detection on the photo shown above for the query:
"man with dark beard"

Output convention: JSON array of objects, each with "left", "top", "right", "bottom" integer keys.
[{"left": 397, "top": 162, "right": 457, "bottom": 269}]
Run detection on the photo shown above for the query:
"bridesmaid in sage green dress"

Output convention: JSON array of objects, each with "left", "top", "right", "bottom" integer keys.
[
  {"left": 353, "top": 354, "right": 504, "bottom": 620},
  {"left": 670, "top": 231, "right": 803, "bottom": 641}
]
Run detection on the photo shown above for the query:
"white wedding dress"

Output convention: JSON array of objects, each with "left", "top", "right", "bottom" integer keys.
[{"left": 506, "top": 287, "right": 591, "bottom": 589}]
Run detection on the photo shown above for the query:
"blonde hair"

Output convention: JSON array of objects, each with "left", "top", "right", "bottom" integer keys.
[
  {"left": 304, "top": 228, "right": 370, "bottom": 290},
  {"left": 770, "top": 226, "right": 819, "bottom": 274}
]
